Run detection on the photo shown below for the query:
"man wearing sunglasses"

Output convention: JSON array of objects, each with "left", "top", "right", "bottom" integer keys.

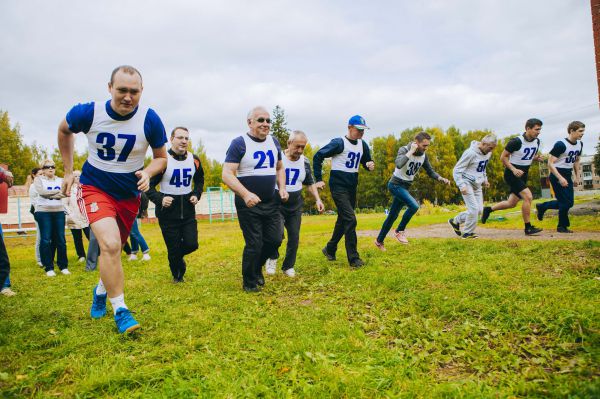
[
  {"left": 58, "top": 65, "right": 168, "bottom": 334},
  {"left": 222, "top": 106, "right": 288, "bottom": 292},
  {"left": 313, "top": 115, "right": 375, "bottom": 268}
]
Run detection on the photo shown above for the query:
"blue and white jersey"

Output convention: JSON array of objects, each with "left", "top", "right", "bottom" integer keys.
[
  {"left": 66, "top": 100, "right": 167, "bottom": 199},
  {"left": 331, "top": 137, "right": 363, "bottom": 173},
  {"left": 36, "top": 176, "right": 63, "bottom": 208},
  {"left": 313, "top": 136, "right": 372, "bottom": 192},
  {"left": 283, "top": 155, "right": 307, "bottom": 193},
  {"left": 550, "top": 138, "right": 583, "bottom": 170},
  {"left": 225, "top": 133, "right": 282, "bottom": 202},
  {"left": 159, "top": 151, "right": 195, "bottom": 195}
]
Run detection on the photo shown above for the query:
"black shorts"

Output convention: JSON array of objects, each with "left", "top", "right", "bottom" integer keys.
[{"left": 503, "top": 167, "right": 529, "bottom": 198}]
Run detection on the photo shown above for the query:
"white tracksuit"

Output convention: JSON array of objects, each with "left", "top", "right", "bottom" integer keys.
[{"left": 452, "top": 141, "right": 492, "bottom": 234}]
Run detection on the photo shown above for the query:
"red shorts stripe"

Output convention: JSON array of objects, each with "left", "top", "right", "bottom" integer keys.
[{"left": 81, "top": 185, "right": 140, "bottom": 244}]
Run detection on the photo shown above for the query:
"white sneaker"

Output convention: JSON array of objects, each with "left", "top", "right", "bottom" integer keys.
[
  {"left": 78, "top": 257, "right": 85, "bottom": 263},
  {"left": 1, "top": 288, "right": 16, "bottom": 297},
  {"left": 142, "top": 253, "right": 151, "bottom": 261},
  {"left": 46, "top": 270, "right": 56, "bottom": 277},
  {"left": 265, "top": 258, "right": 277, "bottom": 275},
  {"left": 128, "top": 254, "right": 138, "bottom": 261},
  {"left": 61, "top": 268, "right": 71, "bottom": 275},
  {"left": 37, "top": 261, "right": 43, "bottom": 268},
  {"left": 283, "top": 268, "right": 296, "bottom": 278}
]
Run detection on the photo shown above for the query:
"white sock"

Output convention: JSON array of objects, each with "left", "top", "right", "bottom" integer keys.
[
  {"left": 96, "top": 280, "right": 107, "bottom": 295},
  {"left": 109, "top": 294, "right": 127, "bottom": 315}
]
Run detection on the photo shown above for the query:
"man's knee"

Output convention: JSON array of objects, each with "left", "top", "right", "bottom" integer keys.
[
  {"left": 406, "top": 199, "right": 420, "bottom": 213},
  {"left": 98, "top": 237, "right": 122, "bottom": 256}
]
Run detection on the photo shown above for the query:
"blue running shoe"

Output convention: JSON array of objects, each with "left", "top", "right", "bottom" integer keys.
[
  {"left": 90, "top": 286, "right": 107, "bottom": 319},
  {"left": 114, "top": 307, "right": 140, "bottom": 334}
]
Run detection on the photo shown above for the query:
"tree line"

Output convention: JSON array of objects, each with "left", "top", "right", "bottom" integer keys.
[{"left": 2, "top": 108, "right": 590, "bottom": 213}]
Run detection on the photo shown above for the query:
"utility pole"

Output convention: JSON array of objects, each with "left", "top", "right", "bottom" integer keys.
[{"left": 592, "top": 0, "right": 600, "bottom": 108}]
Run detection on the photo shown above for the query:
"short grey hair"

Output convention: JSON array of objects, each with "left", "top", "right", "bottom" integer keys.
[
  {"left": 246, "top": 106, "right": 269, "bottom": 120},
  {"left": 288, "top": 130, "right": 307, "bottom": 143},
  {"left": 481, "top": 134, "right": 498, "bottom": 144}
]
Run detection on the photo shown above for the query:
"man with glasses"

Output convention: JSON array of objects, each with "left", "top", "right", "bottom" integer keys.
[
  {"left": 147, "top": 127, "right": 204, "bottom": 283},
  {"left": 222, "top": 106, "right": 288, "bottom": 292},
  {"left": 58, "top": 65, "right": 168, "bottom": 333},
  {"left": 313, "top": 115, "right": 375, "bottom": 268}
]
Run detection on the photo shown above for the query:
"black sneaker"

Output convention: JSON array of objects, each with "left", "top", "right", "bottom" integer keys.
[
  {"left": 350, "top": 258, "right": 365, "bottom": 268},
  {"left": 448, "top": 218, "right": 461, "bottom": 236},
  {"left": 535, "top": 203, "right": 545, "bottom": 221},
  {"left": 557, "top": 227, "right": 573, "bottom": 234},
  {"left": 257, "top": 275, "right": 265, "bottom": 286},
  {"left": 243, "top": 285, "right": 261, "bottom": 293},
  {"left": 481, "top": 206, "right": 492, "bottom": 224},
  {"left": 525, "top": 225, "right": 543, "bottom": 236},
  {"left": 322, "top": 247, "right": 336, "bottom": 261},
  {"left": 461, "top": 233, "right": 479, "bottom": 239}
]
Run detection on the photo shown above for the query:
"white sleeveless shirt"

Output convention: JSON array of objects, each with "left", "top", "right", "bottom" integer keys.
[
  {"left": 393, "top": 145, "right": 426, "bottom": 181},
  {"left": 283, "top": 154, "right": 307, "bottom": 193},
  {"left": 159, "top": 151, "right": 195, "bottom": 195},
  {"left": 509, "top": 135, "right": 540, "bottom": 166},
  {"left": 553, "top": 139, "right": 583, "bottom": 169},
  {"left": 85, "top": 102, "right": 151, "bottom": 173},
  {"left": 331, "top": 137, "right": 362, "bottom": 173},
  {"left": 237, "top": 135, "right": 278, "bottom": 177}
]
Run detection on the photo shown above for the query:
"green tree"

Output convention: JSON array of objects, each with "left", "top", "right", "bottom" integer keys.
[
  {"left": 302, "top": 143, "right": 335, "bottom": 212},
  {"left": 52, "top": 147, "right": 87, "bottom": 177},
  {"left": 271, "top": 105, "right": 290, "bottom": 150},
  {"left": 0, "top": 110, "right": 47, "bottom": 184},
  {"left": 193, "top": 140, "right": 225, "bottom": 190}
]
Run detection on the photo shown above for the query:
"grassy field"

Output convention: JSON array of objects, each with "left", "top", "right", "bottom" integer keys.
[{"left": 0, "top": 206, "right": 599, "bottom": 398}]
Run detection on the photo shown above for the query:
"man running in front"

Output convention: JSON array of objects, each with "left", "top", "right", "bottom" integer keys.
[{"left": 58, "top": 65, "right": 167, "bottom": 333}]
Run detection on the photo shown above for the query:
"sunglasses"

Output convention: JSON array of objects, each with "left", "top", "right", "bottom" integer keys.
[
  {"left": 42, "top": 165, "right": 56, "bottom": 170},
  {"left": 256, "top": 118, "right": 272, "bottom": 124}
]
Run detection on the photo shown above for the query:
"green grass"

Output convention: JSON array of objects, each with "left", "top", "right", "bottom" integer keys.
[{"left": 1, "top": 211, "right": 599, "bottom": 398}]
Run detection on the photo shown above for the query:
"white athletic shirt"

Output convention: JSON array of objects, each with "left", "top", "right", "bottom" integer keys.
[
  {"left": 86, "top": 102, "right": 151, "bottom": 173},
  {"left": 392, "top": 148, "right": 426, "bottom": 181},
  {"left": 159, "top": 151, "right": 195, "bottom": 195},
  {"left": 330, "top": 137, "right": 363, "bottom": 173},
  {"left": 453, "top": 141, "right": 492, "bottom": 186},
  {"left": 237, "top": 134, "right": 278, "bottom": 177},
  {"left": 553, "top": 139, "right": 583, "bottom": 169},
  {"left": 36, "top": 177, "right": 63, "bottom": 207},
  {"left": 509, "top": 135, "right": 540, "bottom": 166},
  {"left": 283, "top": 155, "right": 307, "bottom": 193}
]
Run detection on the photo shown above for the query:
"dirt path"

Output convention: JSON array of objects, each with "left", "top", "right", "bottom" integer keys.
[{"left": 359, "top": 223, "right": 600, "bottom": 241}]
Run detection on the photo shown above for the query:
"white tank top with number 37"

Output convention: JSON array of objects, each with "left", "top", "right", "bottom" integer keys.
[{"left": 86, "top": 102, "right": 151, "bottom": 173}]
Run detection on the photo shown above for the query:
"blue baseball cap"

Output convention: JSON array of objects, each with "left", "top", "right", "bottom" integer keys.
[{"left": 348, "top": 115, "right": 369, "bottom": 130}]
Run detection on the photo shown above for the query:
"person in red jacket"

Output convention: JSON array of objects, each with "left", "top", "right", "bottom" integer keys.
[{"left": 0, "top": 165, "right": 16, "bottom": 296}]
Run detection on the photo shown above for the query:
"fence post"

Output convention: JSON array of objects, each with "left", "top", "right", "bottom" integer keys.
[{"left": 17, "top": 197, "right": 22, "bottom": 230}]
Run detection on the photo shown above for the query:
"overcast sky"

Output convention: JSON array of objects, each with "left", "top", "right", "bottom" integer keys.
[{"left": 1, "top": 0, "right": 598, "bottom": 162}]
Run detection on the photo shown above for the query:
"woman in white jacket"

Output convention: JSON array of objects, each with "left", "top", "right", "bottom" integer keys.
[{"left": 63, "top": 171, "right": 90, "bottom": 263}]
